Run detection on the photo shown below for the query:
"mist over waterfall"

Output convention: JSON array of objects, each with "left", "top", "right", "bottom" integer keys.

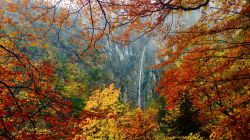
[{"left": 102, "top": 36, "right": 162, "bottom": 108}]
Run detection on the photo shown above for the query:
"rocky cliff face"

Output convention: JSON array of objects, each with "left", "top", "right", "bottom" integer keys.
[{"left": 102, "top": 36, "right": 162, "bottom": 108}]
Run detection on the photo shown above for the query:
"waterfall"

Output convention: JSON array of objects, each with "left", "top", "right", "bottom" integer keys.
[{"left": 138, "top": 45, "right": 146, "bottom": 108}]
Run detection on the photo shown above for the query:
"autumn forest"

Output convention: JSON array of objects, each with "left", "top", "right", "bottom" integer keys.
[{"left": 0, "top": 0, "right": 249, "bottom": 139}]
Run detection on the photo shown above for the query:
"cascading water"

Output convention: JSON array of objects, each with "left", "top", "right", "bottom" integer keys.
[{"left": 138, "top": 45, "right": 146, "bottom": 108}]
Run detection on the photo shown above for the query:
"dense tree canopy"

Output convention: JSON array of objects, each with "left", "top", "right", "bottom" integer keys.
[{"left": 0, "top": 0, "right": 249, "bottom": 139}]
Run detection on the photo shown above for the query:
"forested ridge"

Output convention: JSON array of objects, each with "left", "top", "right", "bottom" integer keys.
[{"left": 0, "top": 0, "right": 249, "bottom": 139}]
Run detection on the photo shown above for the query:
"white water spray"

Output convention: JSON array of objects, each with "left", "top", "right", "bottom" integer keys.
[{"left": 138, "top": 45, "right": 146, "bottom": 108}]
